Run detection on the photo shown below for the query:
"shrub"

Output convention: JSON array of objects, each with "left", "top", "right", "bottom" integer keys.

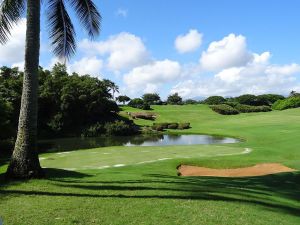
[
  {"left": 178, "top": 123, "right": 190, "bottom": 129},
  {"left": 210, "top": 104, "right": 240, "bottom": 115},
  {"left": 225, "top": 101, "right": 239, "bottom": 107},
  {"left": 82, "top": 123, "right": 105, "bottom": 137},
  {"left": 151, "top": 124, "right": 165, "bottom": 131},
  {"left": 235, "top": 104, "right": 272, "bottom": 113},
  {"left": 272, "top": 97, "right": 300, "bottom": 110},
  {"left": 151, "top": 122, "right": 190, "bottom": 131},
  {"left": 130, "top": 112, "right": 156, "bottom": 120},
  {"left": 105, "top": 120, "right": 137, "bottom": 136},
  {"left": 167, "top": 123, "right": 179, "bottom": 129},
  {"left": 203, "top": 96, "right": 226, "bottom": 105}
]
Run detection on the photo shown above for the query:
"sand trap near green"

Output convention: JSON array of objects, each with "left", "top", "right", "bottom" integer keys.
[{"left": 40, "top": 145, "right": 251, "bottom": 170}]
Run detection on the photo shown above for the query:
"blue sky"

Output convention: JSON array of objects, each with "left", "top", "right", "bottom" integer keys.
[{"left": 1, "top": 0, "right": 300, "bottom": 99}]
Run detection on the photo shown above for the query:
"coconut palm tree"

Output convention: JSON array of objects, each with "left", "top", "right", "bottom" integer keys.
[{"left": 0, "top": 0, "right": 101, "bottom": 178}]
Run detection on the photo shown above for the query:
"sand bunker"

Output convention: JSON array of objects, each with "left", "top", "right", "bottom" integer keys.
[{"left": 178, "top": 163, "right": 296, "bottom": 177}]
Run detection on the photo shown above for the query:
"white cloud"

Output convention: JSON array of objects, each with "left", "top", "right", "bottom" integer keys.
[
  {"left": 253, "top": 52, "right": 271, "bottom": 64},
  {"left": 12, "top": 61, "right": 25, "bottom": 70},
  {"left": 215, "top": 67, "right": 243, "bottom": 83},
  {"left": 124, "top": 59, "right": 181, "bottom": 95},
  {"left": 175, "top": 29, "right": 203, "bottom": 53},
  {"left": 79, "top": 32, "right": 149, "bottom": 72},
  {"left": 68, "top": 57, "right": 103, "bottom": 77},
  {"left": 116, "top": 8, "right": 128, "bottom": 18},
  {"left": 266, "top": 63, "right": 300, "bottom": 76},
  {"left": 200, "top": 33, "right": 253, "bottom": 71},
  {"left": 0, "top": 18, "right": 26, "bottom": 66},
  {"left": 171, "top": 62, "right": 300, "bottom": 98}
]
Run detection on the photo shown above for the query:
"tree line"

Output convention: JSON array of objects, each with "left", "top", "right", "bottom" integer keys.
[{"left": 0, "top": 64, "right": 139, "bottom": 150}]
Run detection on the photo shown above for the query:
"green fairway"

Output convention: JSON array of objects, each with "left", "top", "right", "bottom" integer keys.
[{"left": 1, "top": 105, "right": 300, "bottom": 225}]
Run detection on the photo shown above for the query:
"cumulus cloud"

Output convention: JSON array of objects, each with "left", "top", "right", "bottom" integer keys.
[
  {"left": 175, "top": 29, "right": 203, "bottom": 53},
  {"left": 68, "top": 57, "right": 103, "bottom": 77},
  {"left": 79, "top": 32, "right": 149, "bottom": 72},
  {"left": 171, "top": 62, "right": 300, "bottom": 98},
  {"left": 200, "top": 33, "right": 253, "bottom": 71},
  {"left": 123, "top": 59, "right": 181, "bottom": 95},
  {"left": 0, "top": 18, "right": 26, "bottom": 66}
]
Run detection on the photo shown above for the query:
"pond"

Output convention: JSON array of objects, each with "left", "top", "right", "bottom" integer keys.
[{"left": 39, "top": 134, "right": 239, "bottom": 153}]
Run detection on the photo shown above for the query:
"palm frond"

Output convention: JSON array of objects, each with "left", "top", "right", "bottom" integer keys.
[
  {"left": 47, "top": 0, "right": 76, "bottom": 60},
  {"left": 68, "top": 0, "right": 101, "bottom": 39},
  {"left": 0, "top": 0, "right": 26, "bottom": 44}
]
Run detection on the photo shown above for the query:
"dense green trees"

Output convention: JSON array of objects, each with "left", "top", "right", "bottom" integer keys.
[{"left": 0, "top": 64, "right": 122, "bottom": 142}]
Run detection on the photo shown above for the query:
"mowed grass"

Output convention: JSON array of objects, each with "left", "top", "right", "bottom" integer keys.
[{"left": 0, "top": 105, "right": 300, "bottom": 225}]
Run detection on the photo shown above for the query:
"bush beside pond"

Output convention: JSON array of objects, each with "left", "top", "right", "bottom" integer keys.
[
  {"left": 151, "top": 122, "right": 190, "bottom": 131},
  {"left": 82, "top": 120, "right": 139, "bottom": 137},
  {"left": 129, "top": 112, "right": 157, "bottom": 120}
]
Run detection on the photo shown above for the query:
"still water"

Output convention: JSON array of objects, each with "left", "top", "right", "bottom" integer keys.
[{"left": 39, "top": 134, "right": 239, "bottom": 152}]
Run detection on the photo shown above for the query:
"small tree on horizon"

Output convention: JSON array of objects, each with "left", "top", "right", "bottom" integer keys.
[
  {"left": 116, "top": 95, "right": 131, "bottom": 105},
  {"left": 142, "top": 93, "right": 161, "bottom": 105},
  {"left": 167, "top": 93, "right": 182, "bottom": 105}
]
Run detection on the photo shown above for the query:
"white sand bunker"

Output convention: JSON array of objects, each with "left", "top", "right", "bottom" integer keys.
[{"left": 178, "top": 163, "right": 296, "bottom": 177}]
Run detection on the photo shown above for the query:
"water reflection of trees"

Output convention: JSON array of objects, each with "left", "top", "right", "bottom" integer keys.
[
  {"left": 166, "top": 134, "right": 181, "bottom": 141},
  {"left": 38, "top": 135, "right": 165, "bottom": 153}
]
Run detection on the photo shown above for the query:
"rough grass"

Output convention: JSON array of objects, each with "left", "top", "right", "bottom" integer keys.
[{"left": 0, "top": 105, "right": 300, "bottom": 225}]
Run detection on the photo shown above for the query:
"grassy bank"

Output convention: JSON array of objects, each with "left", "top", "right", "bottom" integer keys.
[{"left": 0, "top": 105, "right": 299, "bottom": 225}]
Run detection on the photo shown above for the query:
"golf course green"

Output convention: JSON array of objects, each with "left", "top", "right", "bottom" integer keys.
[{"left": 0, "top": 104, "right": 299, "bottom": 225}]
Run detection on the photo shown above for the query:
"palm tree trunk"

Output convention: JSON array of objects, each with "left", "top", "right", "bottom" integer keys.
[{"left": 6, "top": 0, "right": 43, "bottom": 178}]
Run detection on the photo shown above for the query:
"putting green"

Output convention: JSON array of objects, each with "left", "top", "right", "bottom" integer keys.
[{"left": 40, "top": 145, "right": 251, "bottom": 170}]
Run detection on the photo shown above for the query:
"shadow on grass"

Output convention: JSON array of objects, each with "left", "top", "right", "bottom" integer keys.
[
  {"left": 0, "top": 169, "right": 299, "bottom": 218},
  {"left": 0, "top": 168, "right": 91, "bottom": 185}
]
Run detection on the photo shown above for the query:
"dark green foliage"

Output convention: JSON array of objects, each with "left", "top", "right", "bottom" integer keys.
[
  {"left": 167, "top": 123, "right": 179, "bottom": 129},
  {"left": 81, "top": 123, "right": 105, "bottom": 137},
  {"left": 184, "top": 99, "right": 198, "bottom": 105},
  {"left": 167, "top": 93, "right": 182, "bottom": 105},
  {"left": 272, "top": 97, "right": 300, "bottom": 110},
  {"left": 210, "top": 104, "right": 240, "bottom": 115},
  {"left": 203, "top": 96, "right": 226, "bottom": 105},
  {"left": 178, "top": 123, "right": 190, "bottom": 129},
  {"left": 130, "top": 112, "right": 156, "bottom": 120},
  {"left": 0, "top": 99, "right": 13, "bottom": 139},
  {"left": 104, "top": 120, "right": 138, "bottom": 136},
  {"left": 235, "top": 104, "right": 272, "bottom": 113},
  {"left": 257, "top": 94, "right": 285, "bottom": 105},
  {"left": 151, "top": 124, "right": 165, "bottom": 131},
  {"left": 151, "top": 122, "right": 190, "bottom": 131},
  {"left": 142, "top": 93, "right": 161, "bottom": 105},
  {"left": 116, "top": 95, "right": 130, "bottom": 105},
  {"left": 0, "top": 64, "right": 120, "bottom": 139},
  {"left": 234, "top": 94, "right": 272, "bottom": 106},
  {"left": 128, "top": 98, "right": 151, "bottom": 110}
]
